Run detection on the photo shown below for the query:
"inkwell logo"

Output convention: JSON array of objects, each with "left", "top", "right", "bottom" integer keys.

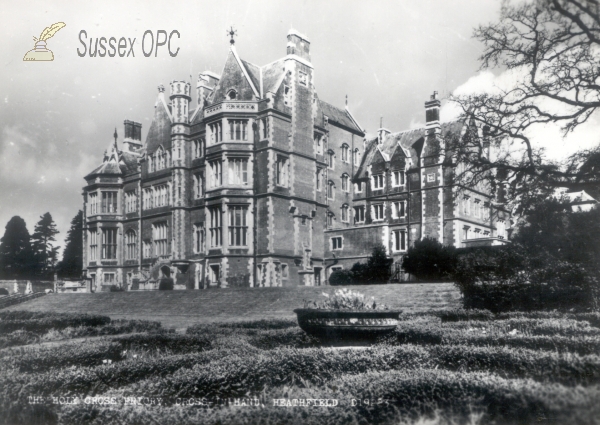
[{"left": 23, "top": 22, "right": 66, "bottom": 61}]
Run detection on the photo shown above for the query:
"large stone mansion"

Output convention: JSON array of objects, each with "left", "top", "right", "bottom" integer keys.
[{"left": 82, "top": 29, "right": 510, "bottom": 291}]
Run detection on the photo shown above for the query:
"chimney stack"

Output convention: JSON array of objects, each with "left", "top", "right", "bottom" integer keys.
[
  {"left": 425, "top": 91, "right": 441, "bottom": 135},
  {"left": 123, "top": 120, "right": 142, "bottom": 152},
  {"left": 286, "top": 29, "right": 311, "bottom": 61}
]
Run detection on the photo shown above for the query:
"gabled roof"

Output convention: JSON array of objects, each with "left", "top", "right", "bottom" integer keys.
[
  {"left": 85, "top": 146, "right": 141, "bottom": 179},
  {"left": 261, "top": 59, "right": 285, "bottom": 95},
  {"left": 145, "top": 98, "right": 173, "bottom": 152},
  {"left": 241, "top": 59, "right": 261, "bottom": 96},
  {"left": 316, "top": 99, "right": 363, "bottom": 133},
  {"left": 355, "top": 121, "right": 464, "bottom": 180}
]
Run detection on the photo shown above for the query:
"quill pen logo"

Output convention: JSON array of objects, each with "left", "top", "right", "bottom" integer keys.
[{"left": 23, "top": 22, "right": 66, "bottom": 61}]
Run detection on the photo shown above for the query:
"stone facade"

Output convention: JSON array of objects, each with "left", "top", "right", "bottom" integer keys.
[
  {"left": 83, "top": 30, "right": 364, "bottom": 290},
  {"left": 82, "top": 30, "right": 510, "bottom": 290},
  {"left": 324, "top": 94, "right": 511, "bottom": 281}
]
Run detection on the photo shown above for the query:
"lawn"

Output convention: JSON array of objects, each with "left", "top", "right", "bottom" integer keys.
[
  {"left": 4, "top": 283, "right": 460, "bottom": 328},
  {"left": 1, "top": 306, "right": 599, "bottom": 425}
]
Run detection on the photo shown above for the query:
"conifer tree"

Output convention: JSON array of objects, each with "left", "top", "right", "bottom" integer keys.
[
  {"left": 0, "top": 216, "right": 36, "bottom": 279},
  {"left": 58, "top": 210, "right": 83, "bottom": 278},
  {"left": 31, "top": 212, "right": 59, "bottom": 277}
]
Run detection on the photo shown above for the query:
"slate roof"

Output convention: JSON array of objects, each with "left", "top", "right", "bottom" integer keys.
[
  {"left": 261, "top": 60, "right": 285, "bottom": 95},
  {"left": 86, "top": 148, "right": 140, "bottom": 179},
  {"left": 316, "top": 99, "right": 363, "bottom": 133},
  {"left": 240, "top": 59, "right": 261, "bottom": 95},
  {"left": 355, "top": 121, "right": 464, "bottom": 180},
  {"left": 120, "top": 151, "right": 140, "bottom": 174}
]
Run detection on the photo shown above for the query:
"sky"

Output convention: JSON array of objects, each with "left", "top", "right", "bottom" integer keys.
[{"left": 0, "top": 0, "right": 598, "bottom": 255}]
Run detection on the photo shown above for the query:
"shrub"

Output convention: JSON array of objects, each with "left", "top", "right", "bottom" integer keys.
[
  {"left": 453, "top": 246, "right": 598, "bottom": 312},
  {"left": 328, "top": 269, "right": 354, "bottom": 286},
  {"left": 108, "top": 285, "right": 123, "bottom": 292},
  {"left": 0, "top": 288, "right": 8, "bottom": 296},
  {"left": 439, "top": 308, "right": 494, "bottom": 322},
  {"left": 0, "top": 330, "right": 39, "bottom": 349},
  {"left": 0, "top": 314, "right": 111, "bottom": 334},
  {"left": 340, "top": 244, "right": 392, "bottom": 285},
  {"left": 2, "top": 341, "right": 124, "bottom": 373},
  {"left": 158, "top": 278, "right": 174, "bottom": 290},
  {"left": 113, "top": 333, "right": 212, "bottom": 354},
  {"left": 402, "top": 237, "right": 457, "bottom": 281}
]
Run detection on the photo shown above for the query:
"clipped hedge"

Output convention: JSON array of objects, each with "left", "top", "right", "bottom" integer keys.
[
  {"left": 1, "top": 341, "right": 123, "bottom": 373},
  {"left": 0, "top": 315, "right": 111, "bottom": 335},
  {"left": 113, "top": 333, "right": 211, "bottom": 354},
  {"left": 57, "top": 370, "right": 600, "bottom": 425}
]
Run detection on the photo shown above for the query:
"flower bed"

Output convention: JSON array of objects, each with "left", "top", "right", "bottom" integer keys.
[{"left": 295, "top": 289, "right": 401, "bottom": 340}]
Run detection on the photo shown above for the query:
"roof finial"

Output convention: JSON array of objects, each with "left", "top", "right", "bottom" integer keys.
[
  {"left": 158, "top": 84, "right": 165, "bottom": 93},
  {"left": 431, "top": 91, "right": 438, "bottom": 100},
  {"left": 227, "top": 26, "right": 237, "bottom": 45},
  {"left": 345, "top": 94, "right": 348, "bottom": 107},
  {"left": 380, "top": 116, "right": 383, "bottom": 128},
  {"left": 113, "top": 127, "right": 118, "bottom": 144}
]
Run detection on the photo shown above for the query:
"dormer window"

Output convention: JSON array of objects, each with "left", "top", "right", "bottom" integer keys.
[{"left": 227, "top": 89, "right": 237, "bottom": 100}]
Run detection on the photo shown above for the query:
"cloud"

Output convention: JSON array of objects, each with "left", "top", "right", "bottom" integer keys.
[{"left": 443, "top": 70, "right": 600, "bottom": 162}]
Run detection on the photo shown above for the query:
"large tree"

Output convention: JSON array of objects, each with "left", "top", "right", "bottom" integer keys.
[
  {"left": 0, "top": 216, "right": 36, "bottom": 279},
  {"left": 31, "top": 212, "right": 59, "bottom": 277},
  {"left": 451, "top": 0, "right": 600, "bottom": 213},
  {"left": 58, "top": 210, "right": 83, "bottom": 278}
]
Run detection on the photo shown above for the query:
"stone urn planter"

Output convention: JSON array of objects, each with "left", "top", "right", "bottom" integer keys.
[
  {"left": 294, "top": 308, "right": 402, "bottom": 340},
  {"left": 295, "top": 288, "right": 401, "bottom": 341}
]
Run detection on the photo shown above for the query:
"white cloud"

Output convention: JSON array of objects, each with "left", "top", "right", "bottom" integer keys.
[{"left": 444, "top": 70, "right": 600, "bottom": 162}]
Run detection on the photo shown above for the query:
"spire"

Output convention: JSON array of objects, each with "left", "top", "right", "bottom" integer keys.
[
  {"left": 227, "top": 26, "right": 237, "bottom": 46},
  {"left": 113, "top": 127, "right": 118, "bottom": 145}
]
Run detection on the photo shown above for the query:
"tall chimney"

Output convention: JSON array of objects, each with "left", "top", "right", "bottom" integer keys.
[
  {"left": 123, "top": 120, "right": 142, "bottom": 152},
  {"left": 425, "top": 91, "right": 441, "bottom": 135},
  {"left": 286, "top": 28, "right": 311, "bottom": 61}
]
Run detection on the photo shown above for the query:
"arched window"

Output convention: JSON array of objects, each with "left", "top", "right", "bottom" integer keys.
[
  {"left": 327, "top": 150, "right": 335, "bottom": 170},
  {"left": 327, "top": 211, "right": 334, "bottom": 228},
  {"left": 194, "top": 139, "right": 204, "bottom": 158},
  {"left": 194, "top": 223, "right": 205, "bottom": 253},
  {"left": 353, "top": 148, "right": 361, "bottom": 165},
  {"left": 156, "top": 147, "right": 165, "bottom": 170},
  {"left": 341, "top": 173, "right": 349, "bottom": 192},
  {"left": 227, "top": 89, "right": 237, "bottom": 100},
  {"left": 194, "top": 172, "right": 204, "bottom": 199},
  {"left": 341, "top": 144, "right": 349, "bottom": 163},
  {"left": 341, "top": 204, "right": 349, "bottom": 222},
  {"left": 327, "top": 180, "right": 335, "bottom": 200},
  {"left": 125, "top": 230, "right": 137, "bottom": 260}
]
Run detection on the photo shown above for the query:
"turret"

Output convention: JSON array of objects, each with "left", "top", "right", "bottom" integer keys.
[{"left": 169, "top": 80, "right": 191, "bottom": 124}]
